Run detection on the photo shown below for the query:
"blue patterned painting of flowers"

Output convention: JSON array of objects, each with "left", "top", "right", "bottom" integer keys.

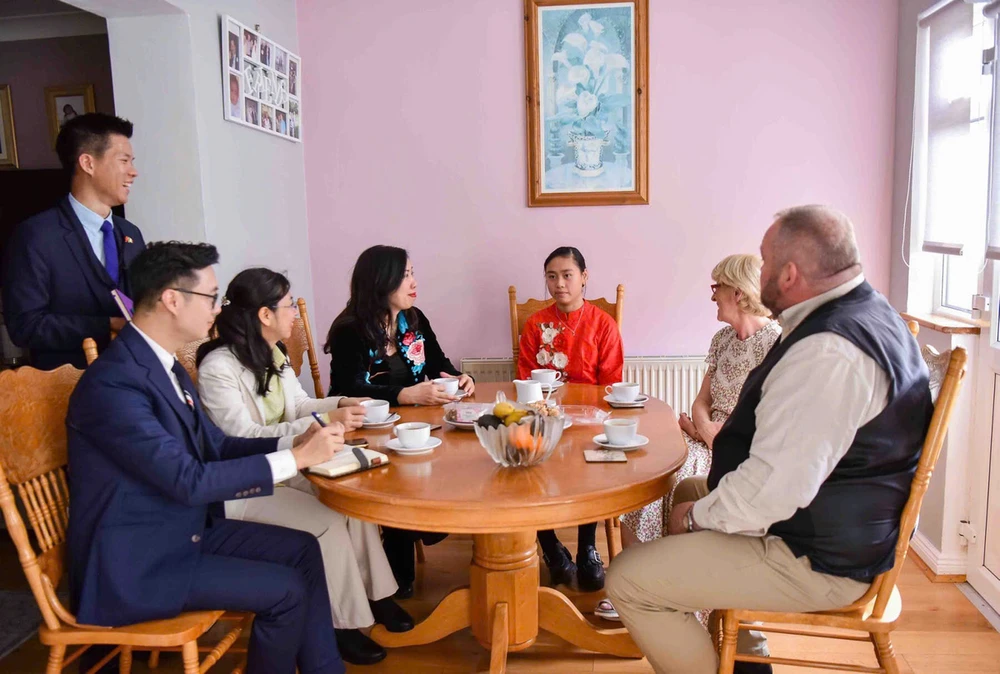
[{"left": 539, "top": 3, "right": 635, "bottom": 193}]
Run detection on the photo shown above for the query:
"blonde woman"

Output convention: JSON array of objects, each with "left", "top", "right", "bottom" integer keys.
[{"left": 599, "top": 254, "right": 780, "bottom": 621}]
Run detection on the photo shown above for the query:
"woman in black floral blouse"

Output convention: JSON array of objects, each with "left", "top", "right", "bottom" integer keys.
[
  {"left": 324, "top": 245, "right": 473, "bottom": 405},
  {"left": 324, "top": 244, "right": 473, "bottom": 598}
]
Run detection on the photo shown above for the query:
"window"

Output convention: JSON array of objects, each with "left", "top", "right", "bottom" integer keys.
[{"left": 912, "top": 1, "right": 994, "bottom": 315}]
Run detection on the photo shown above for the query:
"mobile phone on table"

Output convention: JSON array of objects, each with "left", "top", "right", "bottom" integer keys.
[
  {"left": 312, "top": 412, "right": 370, "bottom": 468},
  {"left": 346, "top": 438, "right": 369, "bottom": 448}
]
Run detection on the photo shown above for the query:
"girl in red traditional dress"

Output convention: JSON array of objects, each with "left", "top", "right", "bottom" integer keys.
[{"left": 517, "top": 247, "right": 624, "bottom": 591}]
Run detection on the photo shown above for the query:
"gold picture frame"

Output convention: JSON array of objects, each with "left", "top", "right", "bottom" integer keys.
[
  {"left": 524, "top": 0, "right": 648, "bottom": 206},
  {"left": 0, "top": 84, "right": 18, "bottom": 169},
  {"left": 45, "top": 84, "right": 96, "bottom": 146}
]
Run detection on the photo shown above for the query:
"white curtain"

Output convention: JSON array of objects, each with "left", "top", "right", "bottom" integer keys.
[{"left": 914, "top": 0, "right": 975, "bottom": 256}]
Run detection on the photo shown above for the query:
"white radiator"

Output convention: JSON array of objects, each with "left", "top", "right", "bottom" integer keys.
[{"left": 460, "top": 356, "right": 709, "bottom": 414}]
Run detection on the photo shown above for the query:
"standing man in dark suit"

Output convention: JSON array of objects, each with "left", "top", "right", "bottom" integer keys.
[
  {"left": 67, "top": 242, "right": 347, "bottom": 674},
  {"left": 2, "top": 113, "right": 144, "bottom": 369}
]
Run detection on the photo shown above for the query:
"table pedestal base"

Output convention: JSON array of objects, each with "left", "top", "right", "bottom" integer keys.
[{"left": 369, "top": 532, "right": 642, "bottom": 672}]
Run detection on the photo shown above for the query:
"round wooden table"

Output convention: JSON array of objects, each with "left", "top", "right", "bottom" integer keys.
[{"left": 307, "top": 383, "right": 687, "bottom": 672}]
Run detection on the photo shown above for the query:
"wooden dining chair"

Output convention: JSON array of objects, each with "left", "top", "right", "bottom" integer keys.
[
  {"left": 711, "top": 345, "right": 968, "bottom": 674},
  {"left": 283, "top": 297, "right": 324, "bottom": 399},
  {"left": 508, "top": 284, "right": 626, "bottom": 561},
  {"left": 0, "top": 365, "right": 250, "bottom": 674}
]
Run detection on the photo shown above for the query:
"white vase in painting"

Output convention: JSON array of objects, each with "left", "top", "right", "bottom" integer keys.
[{"left": 569, "top": 132, "right": 609, "bottom": 177}]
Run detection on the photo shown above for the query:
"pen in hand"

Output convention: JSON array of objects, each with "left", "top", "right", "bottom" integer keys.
[{"left": 312, "top": 412, "right": 370, "bottom": 469}]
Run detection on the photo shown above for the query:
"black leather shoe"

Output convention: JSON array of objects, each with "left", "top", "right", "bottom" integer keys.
[
  {"left": 370, "top": 596, "right": 414, "bottom": 633},
  {"left": 393, "top": 581, "right": 414, "bottom": 599},
  {"left": 576, "top": 545, "right": 605, "bottom": 592},
  {"left": 542, "top": 543, "right": 577, "bottom": 587},
  {"left": 734, "top": 662, "right": 773, "bottom": 674},
  {"left": 334, "top": 628, "right": 387, "bottom": 666}
]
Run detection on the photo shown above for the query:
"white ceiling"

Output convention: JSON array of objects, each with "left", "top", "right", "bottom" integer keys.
[{"left": 0, "top": 0, "right": 84, "bottom": 19}]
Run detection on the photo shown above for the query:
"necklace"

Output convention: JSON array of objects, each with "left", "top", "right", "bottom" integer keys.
[{"left": 557, "top": 305, "right": 585, "bottom": 336}]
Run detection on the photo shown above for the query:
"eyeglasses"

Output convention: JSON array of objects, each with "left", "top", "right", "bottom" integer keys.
[
  {"left": 710, "top": 283, "right": 726, "bottom": 295},
  {"left": 272, "top": 297, "right": 299, "bottom": 312},
  {"left": 170, "top": 288, "right": 220, "bottom": 307}
]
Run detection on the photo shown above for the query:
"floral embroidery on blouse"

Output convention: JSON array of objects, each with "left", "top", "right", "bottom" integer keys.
[
  {"left": 364, "top": 313, "right": 427, "bottom": 378},
  {"left": 536, "top": 322, "right": 570, "bottom": 375},
  {"left": 397, "top": 313, "right": 426, "bottom": 376}
]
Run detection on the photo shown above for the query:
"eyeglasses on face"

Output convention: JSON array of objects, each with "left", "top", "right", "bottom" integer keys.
[
  {"left": 272, "top": 297, "right": 299, "bottom": 312},
  {"left": 170, "top": 288, "right": 220, "bottom": 307}
]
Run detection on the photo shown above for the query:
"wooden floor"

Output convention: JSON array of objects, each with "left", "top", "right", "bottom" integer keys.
[{"left": 3, "top": 529, "right": 999, "bottom": 673}]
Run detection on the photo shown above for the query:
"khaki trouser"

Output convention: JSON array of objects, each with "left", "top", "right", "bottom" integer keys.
[{"left": 606, "top": 477, "right": 869, "bottom": 674}]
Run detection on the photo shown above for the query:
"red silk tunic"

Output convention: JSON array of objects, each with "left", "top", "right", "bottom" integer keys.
[{"left": 516, "top": 302, "right": 624, "bottom": 386}]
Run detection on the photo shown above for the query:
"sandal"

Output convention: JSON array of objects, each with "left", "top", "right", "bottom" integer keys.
[{"left": 594, "top": 598, "right": 620, "bottom": 621}]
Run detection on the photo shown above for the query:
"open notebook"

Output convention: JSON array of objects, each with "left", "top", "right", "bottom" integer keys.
[{"left": 307, "top": 449, "right": 390, "bottom": 478}]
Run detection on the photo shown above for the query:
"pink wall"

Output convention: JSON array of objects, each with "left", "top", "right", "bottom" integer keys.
[
  {"left": 298, "top": 0, "right": 899, "bottom": 376},
  {"left": 0, "top": 35, "right": 116, "bottom": 170}
]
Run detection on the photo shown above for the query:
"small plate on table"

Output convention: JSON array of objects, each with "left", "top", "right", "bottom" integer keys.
[
  {"left": 603, "top": 394, "right": 649, "bottom": 409},
  {"left": 362, "top": 413, "right": 401, "bottom": 429},
  {"left": 592, "top": 433, "right": 649, "bottom": 451},
  {"left": 386, "top": 437, "right": 442, "bottom": 455}
]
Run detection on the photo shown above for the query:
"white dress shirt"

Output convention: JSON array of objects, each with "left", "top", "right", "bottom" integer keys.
[
  {"left": 692, "top": 275, "right": 891, "bottom": 536},
  {"left": 131, "top": 324, "right": 297, "bottom": 483},
  {"left": 68, "top": 192, "right": 111, "bottom": 265}
]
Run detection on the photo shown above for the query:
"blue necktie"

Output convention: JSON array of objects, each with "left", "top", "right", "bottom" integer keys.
[{"left": 100, "top": 220, "right": 119, "bottom": 286}]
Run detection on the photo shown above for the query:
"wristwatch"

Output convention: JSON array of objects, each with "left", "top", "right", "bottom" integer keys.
[{"left": 684, "top": 508, "right": 695, "bottom": 533}]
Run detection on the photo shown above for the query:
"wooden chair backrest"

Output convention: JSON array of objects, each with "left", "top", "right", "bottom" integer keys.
[
  {"left": 849, "top": 346, "right": 967, "bottom": 619},
  {"left": 175, "top": 337, "right": 208, "bottom": 385},
  {"left": 83, "top": 337, "right": 98, "bottom": 365},
  {"left": 0, "top": 365, "right": 85, "bottom": 631},
  {"left": 283, "top": 297, "right": 323, "bottom": 398},
  {"left": 508, "top": 284, "right": 625, "bottom": 358}
]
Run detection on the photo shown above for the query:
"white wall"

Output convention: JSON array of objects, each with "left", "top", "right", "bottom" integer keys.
[{"left": 69, "top": 0, "right": 317, "bottom": 388}]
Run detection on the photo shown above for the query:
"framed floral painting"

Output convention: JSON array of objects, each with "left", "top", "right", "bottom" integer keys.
[{"left": 524, "top": 0, "right": 648, "bottom": 207}]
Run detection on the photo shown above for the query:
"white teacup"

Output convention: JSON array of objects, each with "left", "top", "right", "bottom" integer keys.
[
  {"left": 433, "top": 377, "right": 460, "bottom": 396},
  {"left": 605, "top": 382, "right": 640, "bottom": 402},
  {"left": 603, "top": 418, "right": 638, "bottom": 446},
  {"left": 361, "top": 399, "right": 390, "bottom": 423},
  {"left": 530, "top": 369, "right": 562, "bottom": 385},
  {"left": 513, "top": 379, "right": 548, "bottom": 403},
  {"left": 394, "top": 422, "right": 431, "bottom": 449}
]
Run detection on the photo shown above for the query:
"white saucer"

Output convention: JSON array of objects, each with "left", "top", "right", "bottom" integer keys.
[
  {"left": 592, "top": 433, "right": 649, "bottom": 451},
  {"left": 603, "top": 393, "right": 649, "bottom": 408},
  {"left": 445, "top": 418, "right": 477, "bottom": 430},
  {"left": 362, "top": 413, "right": 401, "bottom": 429},
  {"left": 563, "top": 417, "right": 573, "bottom": 429},
  {"left": 452, "top": 390, "right": 471, "bottom": 400},
  {"left": 386, "top": 436, "right": 442, "bottom": 455},
  {"left": 539, "top": 381, "right": 565, "bottom": 391}
]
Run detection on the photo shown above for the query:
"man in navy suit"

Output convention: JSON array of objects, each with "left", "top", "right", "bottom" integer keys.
[
  {"left": 2, "top": 113, "right": 144, "bottom": 370},
  {"left": 67, "top": 242, "right": 346, "bottom": 674}
]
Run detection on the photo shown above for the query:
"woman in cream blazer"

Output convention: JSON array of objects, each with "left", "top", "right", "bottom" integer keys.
[{"left": 196, "top": 268, "right": 412, "bottom": 667}]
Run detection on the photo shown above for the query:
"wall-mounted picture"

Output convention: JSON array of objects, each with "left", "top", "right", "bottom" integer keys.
[
  {"left": 288, "top": 57, "right": 299, "bottom": 97},
  {"left": 245, "top": 98, "right": 258, "bottom": 125},
  {"left": 228, "top": 72, "right": 242, "bottom": 119},
  {"left": 227, "top": 22, "right": 241, "bottom": 70},
  {"left": 524, "top": 0, "right": 648, "bottom": 206},
  {"left": 288, "top": 100, "right": 300, "bottom": 139},
  {"left": 0, "top": 84, "right": 18, "bottom": 168},
  {"left": 45, "top": 84, "right": 96, "bottom": 146},
  {"left": 222, "top": 16, "right": 301, "bottom": 142},
  {"left": 243, "top": 28, "right": 258, "bottom": 61}
]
